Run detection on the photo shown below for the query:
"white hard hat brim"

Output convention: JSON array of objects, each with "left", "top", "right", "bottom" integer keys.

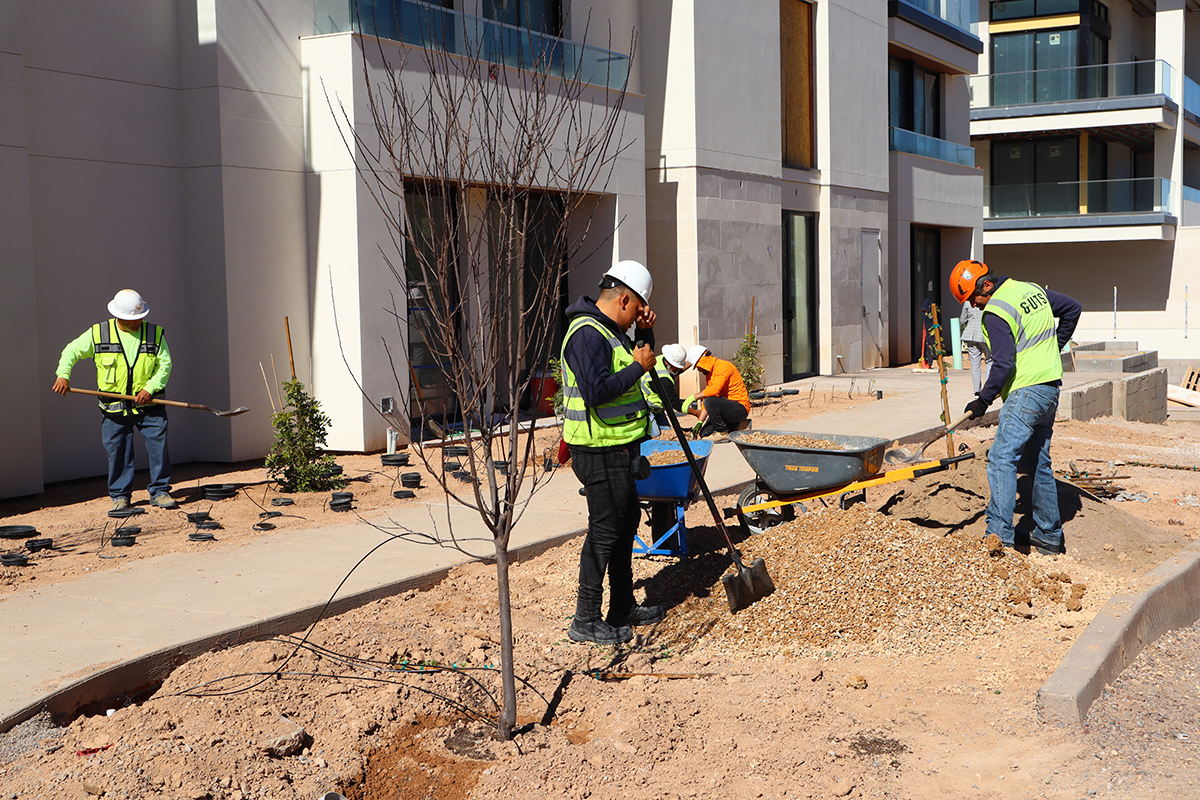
[{"left": 108, "top": 298, "right": 150, "bottom": 320}]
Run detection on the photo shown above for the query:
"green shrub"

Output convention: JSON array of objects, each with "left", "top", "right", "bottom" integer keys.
[
  {"left": 265, "top": 379, "right": 346, "bottom": 493},
  {"left": 732, "top": 330, "right": 765, "bottom": 391}
]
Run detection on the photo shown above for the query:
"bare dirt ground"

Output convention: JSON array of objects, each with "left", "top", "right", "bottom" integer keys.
[{"left": 2, "top": 390, "right": 1199, "bottom": 800}]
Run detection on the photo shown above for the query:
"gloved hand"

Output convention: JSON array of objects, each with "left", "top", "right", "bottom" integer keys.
[
  {"left": 964, "top": 397, "right": 989, "bottom": 420},
  {"left": 690, "top": 421, "right": 703, "bottom": 439},
  {"left": 682, "top": 394, "right": 697, "bottom": 413}
]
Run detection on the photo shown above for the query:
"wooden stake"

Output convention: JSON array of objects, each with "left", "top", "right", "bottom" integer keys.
[
  {"left": 259, "top": 362, "right": 277, "bottom": 413},
  {"left": 749, "top": 296, "right": 756, "bottom": 336},
  {"left": 284, "top": 316, "right": 296, "bottom": 380},
  {"left": 929, "top": 303, "right": 956, "bottom": 458},
  {"left": 270, "top": 354, "right": 283, "bottom": 409}
]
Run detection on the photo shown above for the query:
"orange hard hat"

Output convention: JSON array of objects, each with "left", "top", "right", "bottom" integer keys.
[{"left": 949, "top": 260, "right": 988, "bottom": 304}]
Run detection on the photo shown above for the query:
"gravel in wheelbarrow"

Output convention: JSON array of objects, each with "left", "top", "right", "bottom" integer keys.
[
  {"left": 729, "top": 429, "right": 889, "bottom": 495},
  {"left": 635, "top": 439, "right": 714, "bottom": 501}
]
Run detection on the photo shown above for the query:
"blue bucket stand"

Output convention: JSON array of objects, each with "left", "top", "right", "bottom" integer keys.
[
  {"left": 632, "top": 439, "right": 712, "bottom": 558},
  {"left": 634, "top": 497, "right": 691, "bottom": 557}
]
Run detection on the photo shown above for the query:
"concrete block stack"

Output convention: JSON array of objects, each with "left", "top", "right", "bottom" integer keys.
[
  {"left": 1059, "top": 380, "right": 1113, "bottom": 421},
  {"left": 1113, "top": 367, "right": 1168, "bottom": 424}
]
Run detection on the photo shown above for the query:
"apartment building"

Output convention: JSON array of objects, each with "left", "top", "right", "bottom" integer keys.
[
  {"left": 2, "top": 0, "right": 983, "bottom": 500},
  {"left": 970, "top": 0, "right": 1200, "bottom": 361}
]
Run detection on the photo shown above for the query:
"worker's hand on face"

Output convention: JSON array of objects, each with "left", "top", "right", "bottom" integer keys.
[
  {"left": 134, "top": 390, "right": 153, "bottom": 406},
  {"left": 52, "top": 378, "right": 70, "bottom": 395},
  {"left": 633, "top": 342, "right": 655, "bottom": 371},
  {"left": 635, "top": 305, "right": 656, "bottom": 329},
  {"left": 964, "top": 398, "right": 988, "bottom": 420}
]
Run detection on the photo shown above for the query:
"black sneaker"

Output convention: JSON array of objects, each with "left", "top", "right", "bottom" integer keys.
[
  {"left": 1029, "top": 535, "right": 1065, "bottom": 556},
  {"left": 607, "top": 604, "right": 665, "bottom": 627},
  {"left": 568, "top": 618, "right": 633, "bottom": 645}
]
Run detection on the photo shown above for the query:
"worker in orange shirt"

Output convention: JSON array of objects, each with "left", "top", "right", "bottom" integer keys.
[{"left": 675, "top": 344, "right": 751, "bottom": 443}]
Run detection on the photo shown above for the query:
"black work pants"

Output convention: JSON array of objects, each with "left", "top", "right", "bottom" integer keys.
[
  {"left": 699, "top": 397, "right": 749, "bottom": 436},
  {"left": 570, "top": 442, "right": 640, "bottom": 622}
]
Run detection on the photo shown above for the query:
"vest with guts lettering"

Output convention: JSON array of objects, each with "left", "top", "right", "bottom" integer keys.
[{"left": 982, "top": 279, "right": 1062, "bottom": 401}]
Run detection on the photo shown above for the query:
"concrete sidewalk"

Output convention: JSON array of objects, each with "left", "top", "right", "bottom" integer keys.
[{"left": 0, "top": 367, "right": 1120, "bottom": 731}]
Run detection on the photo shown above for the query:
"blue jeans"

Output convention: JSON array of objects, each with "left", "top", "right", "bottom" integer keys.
[
  {"left": 986, "top": 383, "right": 1062, "bottom": 547},
  {"left": 101, "top": 406, "right": 171, "bottom": 499}
]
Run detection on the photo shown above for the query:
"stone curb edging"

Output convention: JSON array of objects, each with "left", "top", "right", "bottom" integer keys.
[
  {"left": 1037, "top": 541, "right": 1200, "bottom": 725},
  {"left": 0, "top": 526, "right": 589, "bottom": 735}
]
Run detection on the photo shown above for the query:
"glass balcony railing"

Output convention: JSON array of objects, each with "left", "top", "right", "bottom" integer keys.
[
  {"left": 889, "top": 127, "right": 976, "bottom": 167},
  {"left": 894, "top": 0, "right": 978, "bottom": 35},
  {"left": 313, "top": 0, "right": 629, "bottom": 90},
  {"left": 1186, "top": 74, "right": 1200, "bottom": 120},
  {"left": 986, "top": 178, "right": 1171, "bottom": 218},
  {"left": 970, "top": 60, "right": 1174, "bottom": 109},
  {"left": 1183, "top": 185, "right": 1200, "bottom": 205}
]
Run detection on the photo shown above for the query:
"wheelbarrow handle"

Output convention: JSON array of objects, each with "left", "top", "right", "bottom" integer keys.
[{"left": 643, "top": 363, "right": 746, "bottom": 566}]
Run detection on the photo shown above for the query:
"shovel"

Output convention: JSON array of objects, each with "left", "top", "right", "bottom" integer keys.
[
  {"left": 643, "top": 365, "right": 775, "bottom": 613},
  {"left": 884, "top": 411, "right": 973, "bottom": 465},
  {"left": 68, "top": 388, "right": 250, "bottom": 418}
]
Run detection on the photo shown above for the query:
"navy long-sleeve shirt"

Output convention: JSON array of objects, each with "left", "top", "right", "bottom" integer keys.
[
  {"left": 562, "top": 295, "right": 655, "bottom": 408},
  {"left": 978, "top": 277, "right": 1082, "bottom": 406}
]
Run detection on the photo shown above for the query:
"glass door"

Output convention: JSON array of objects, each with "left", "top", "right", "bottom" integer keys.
[
  {"left": 782, "top": 212, "right": 817, "bottom": 380},
  {"left": 910, "top": 226, "right": 941, "bottom": 364}
]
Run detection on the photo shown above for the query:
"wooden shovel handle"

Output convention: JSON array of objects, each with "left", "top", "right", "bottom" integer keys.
[{"left": 67, "top": 387, "right": 193, "bottom": 410}]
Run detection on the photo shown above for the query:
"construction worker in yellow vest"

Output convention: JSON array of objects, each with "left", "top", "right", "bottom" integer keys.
[
  {"left": 561, "top": 260, "right": 663, "bottom": 644},
  {"left": 951, "top": 261, "right": 1081, "bottom": 556},
  {"left": 52, "top": 289, "right": 177, "bottom": 511}
]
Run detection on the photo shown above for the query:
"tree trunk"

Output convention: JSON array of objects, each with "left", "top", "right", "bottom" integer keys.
[{"left": 493, "top": 529, "right": 517, "bottom": 739}]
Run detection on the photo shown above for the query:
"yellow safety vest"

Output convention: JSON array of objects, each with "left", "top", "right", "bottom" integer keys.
[
  {"left": 639, "top": 355, "right": 675, "bottom": 412},
  {"left": 92, "top": 320, "right": 165, "bottom": 415},
  {"left": 560, "top": 315, "right": 650, "bottom": 447},
  {"left": 982, "top": 280, "right": 1062, "bottom": 401}
]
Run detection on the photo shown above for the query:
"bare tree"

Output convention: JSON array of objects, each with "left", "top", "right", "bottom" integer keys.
[{"left": 332, "top": 4, "right": 635, "bottom": 739}]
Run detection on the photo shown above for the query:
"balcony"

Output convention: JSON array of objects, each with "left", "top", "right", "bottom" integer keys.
[
  {"left": 1187, "top": 74, "right": 1200, "bottom": 122},
  {"left": 313, "top": 0, "right": 630, "bottom": 90},
  {"left": 987, "top": 177, "right": 1171, "bottom": 219},
  {"left": 889, "top": 127, "right": 976, "bottom": 167},
  {"left": 893, "top": 0, "right": 977, "bottom": 36},
  {"left": 970, "top": 60, "right": 1174, "bottom": 112}
]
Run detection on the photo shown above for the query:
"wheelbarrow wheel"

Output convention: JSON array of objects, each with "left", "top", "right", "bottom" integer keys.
[{"left": 737, "top": 485, "right": 802, "bottom": 536}]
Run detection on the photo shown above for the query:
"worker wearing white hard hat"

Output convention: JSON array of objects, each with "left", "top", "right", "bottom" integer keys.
[
  {"left": 678, "top": 344, "right": 752, "bottom": 443},
  {"left": 52, "top": 289, "right": 177, "bottom": 511},
  {"left": 560, "top": 259, "right": 666, "bottom": 645}
]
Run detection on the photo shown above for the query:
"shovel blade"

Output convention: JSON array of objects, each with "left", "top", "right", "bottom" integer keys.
[
  {"left": 884, "top": 446, "right": 919, "bottom": 465},
  {"left": 214, "top": 407, "right": 251, "bottom": 417},
  {"left": 721, "top": 557, "right": 776, "bottom": 613}
]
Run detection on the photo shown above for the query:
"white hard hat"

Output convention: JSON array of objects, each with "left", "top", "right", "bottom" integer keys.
[
  {"left": 108, "top": 289, "right": 150, "bottom": 320},
  {"left": 687, "top": 345, "right": 709, "bottom": 368},
  {"left": 662, "top": 343, "right": 688, "bottom": 370},
  {"left": 600, "top": 260, "right": 653, "bottom": 304}
]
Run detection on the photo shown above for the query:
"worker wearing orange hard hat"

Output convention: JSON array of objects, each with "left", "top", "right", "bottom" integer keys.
[{"left": 950, "top": 259, "right": 1081, "bottom": 556}]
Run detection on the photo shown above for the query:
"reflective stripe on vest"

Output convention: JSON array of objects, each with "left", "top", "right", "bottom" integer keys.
[
  {"left": 982, "top": 280, "right": 1062, "bottom": 401},
  {"left": 639, "top": 356, "right": 674, "bottom": 412},
  {"left": 560, "top": 315, "right": 649, "bottom": 446},
  {"left": 91, "top": 320, "right": 163, "bottom": 415}
]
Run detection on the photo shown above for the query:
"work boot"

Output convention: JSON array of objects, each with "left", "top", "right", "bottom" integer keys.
[
  {"left": 150, "top": 493, "right": 179, "bottom": 510},
  {"left": 111, "top": 497, "right": 130, "bottom": 512},
  {"left": 1029, "top": 534, "right": 1065, "bottom": 556},
  {"left": 709, "top": 432, "right": 730, "bottom": 444},
  {"left": 568, "top": 618, "right": 633, "bottom": 645},
  {"left": 607, "top": 604, "right": 665, "bottom": 627}
]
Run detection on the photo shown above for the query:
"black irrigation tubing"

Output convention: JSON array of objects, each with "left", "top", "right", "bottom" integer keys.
[
  {"left": 96, "top": 521, "right": 126, "bottom": 560},
  {"left": 244, "top": 488, "right": 307, "bottom": 522},
  {"left": 267, "top": 632, "right": 551, "bottom": 710},
  {"left": 173, "top": 670, "right": 496, "bottom": 726}
]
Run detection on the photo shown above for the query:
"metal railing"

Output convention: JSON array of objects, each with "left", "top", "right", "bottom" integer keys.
[
  {"left": 1183, "top": 184, "right": 1200, "bottom": 205},
  {"left": 889, "top": 127, "right": 975, "bottom": 167},
  {"left": 970, "top": 60, "right": 1174, "bottom": 109},
  {"left": 894, "top": 0, "right": 978, "bottom": 35},
  {"left": 986, "top": 178, "right": 1171, "bottom": 218},
  {"left": 313, "top": 0, "right": 630, "bottom": 90}
]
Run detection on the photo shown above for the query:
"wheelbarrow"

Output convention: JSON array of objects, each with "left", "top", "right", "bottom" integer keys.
[
  {"left": 633, "top": 438, "right": 714, "bottom": 557},
  {"left": 728, "top": 429, "right": 974, "bottom": 534}
]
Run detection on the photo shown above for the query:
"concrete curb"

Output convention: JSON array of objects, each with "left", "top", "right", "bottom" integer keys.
[
  {"left": 0, "top": 526, "right": 587, "bottom": 734},
  {"left": 1037, "top": 541, "right": 1200, "bottom": 725}
]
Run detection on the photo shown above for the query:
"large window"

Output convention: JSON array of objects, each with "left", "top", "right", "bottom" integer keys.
[
  {"left": 990, "top": 0, "right": 1085, "bottom": 21},
  {"left": 781, "top": 0, "right": 814, "bottom": 169},
  {"left": 890, "top": 58, "right": 941, "bottom": 138},
  {"left": 782, "top": 212, "right": 817, "bottom": 379},
  {"left": 990, "top": 136, "right": 1079, "bottom": 216},
  {"left": 483, "top": 0, "right": 560, "bottom": 35}
]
